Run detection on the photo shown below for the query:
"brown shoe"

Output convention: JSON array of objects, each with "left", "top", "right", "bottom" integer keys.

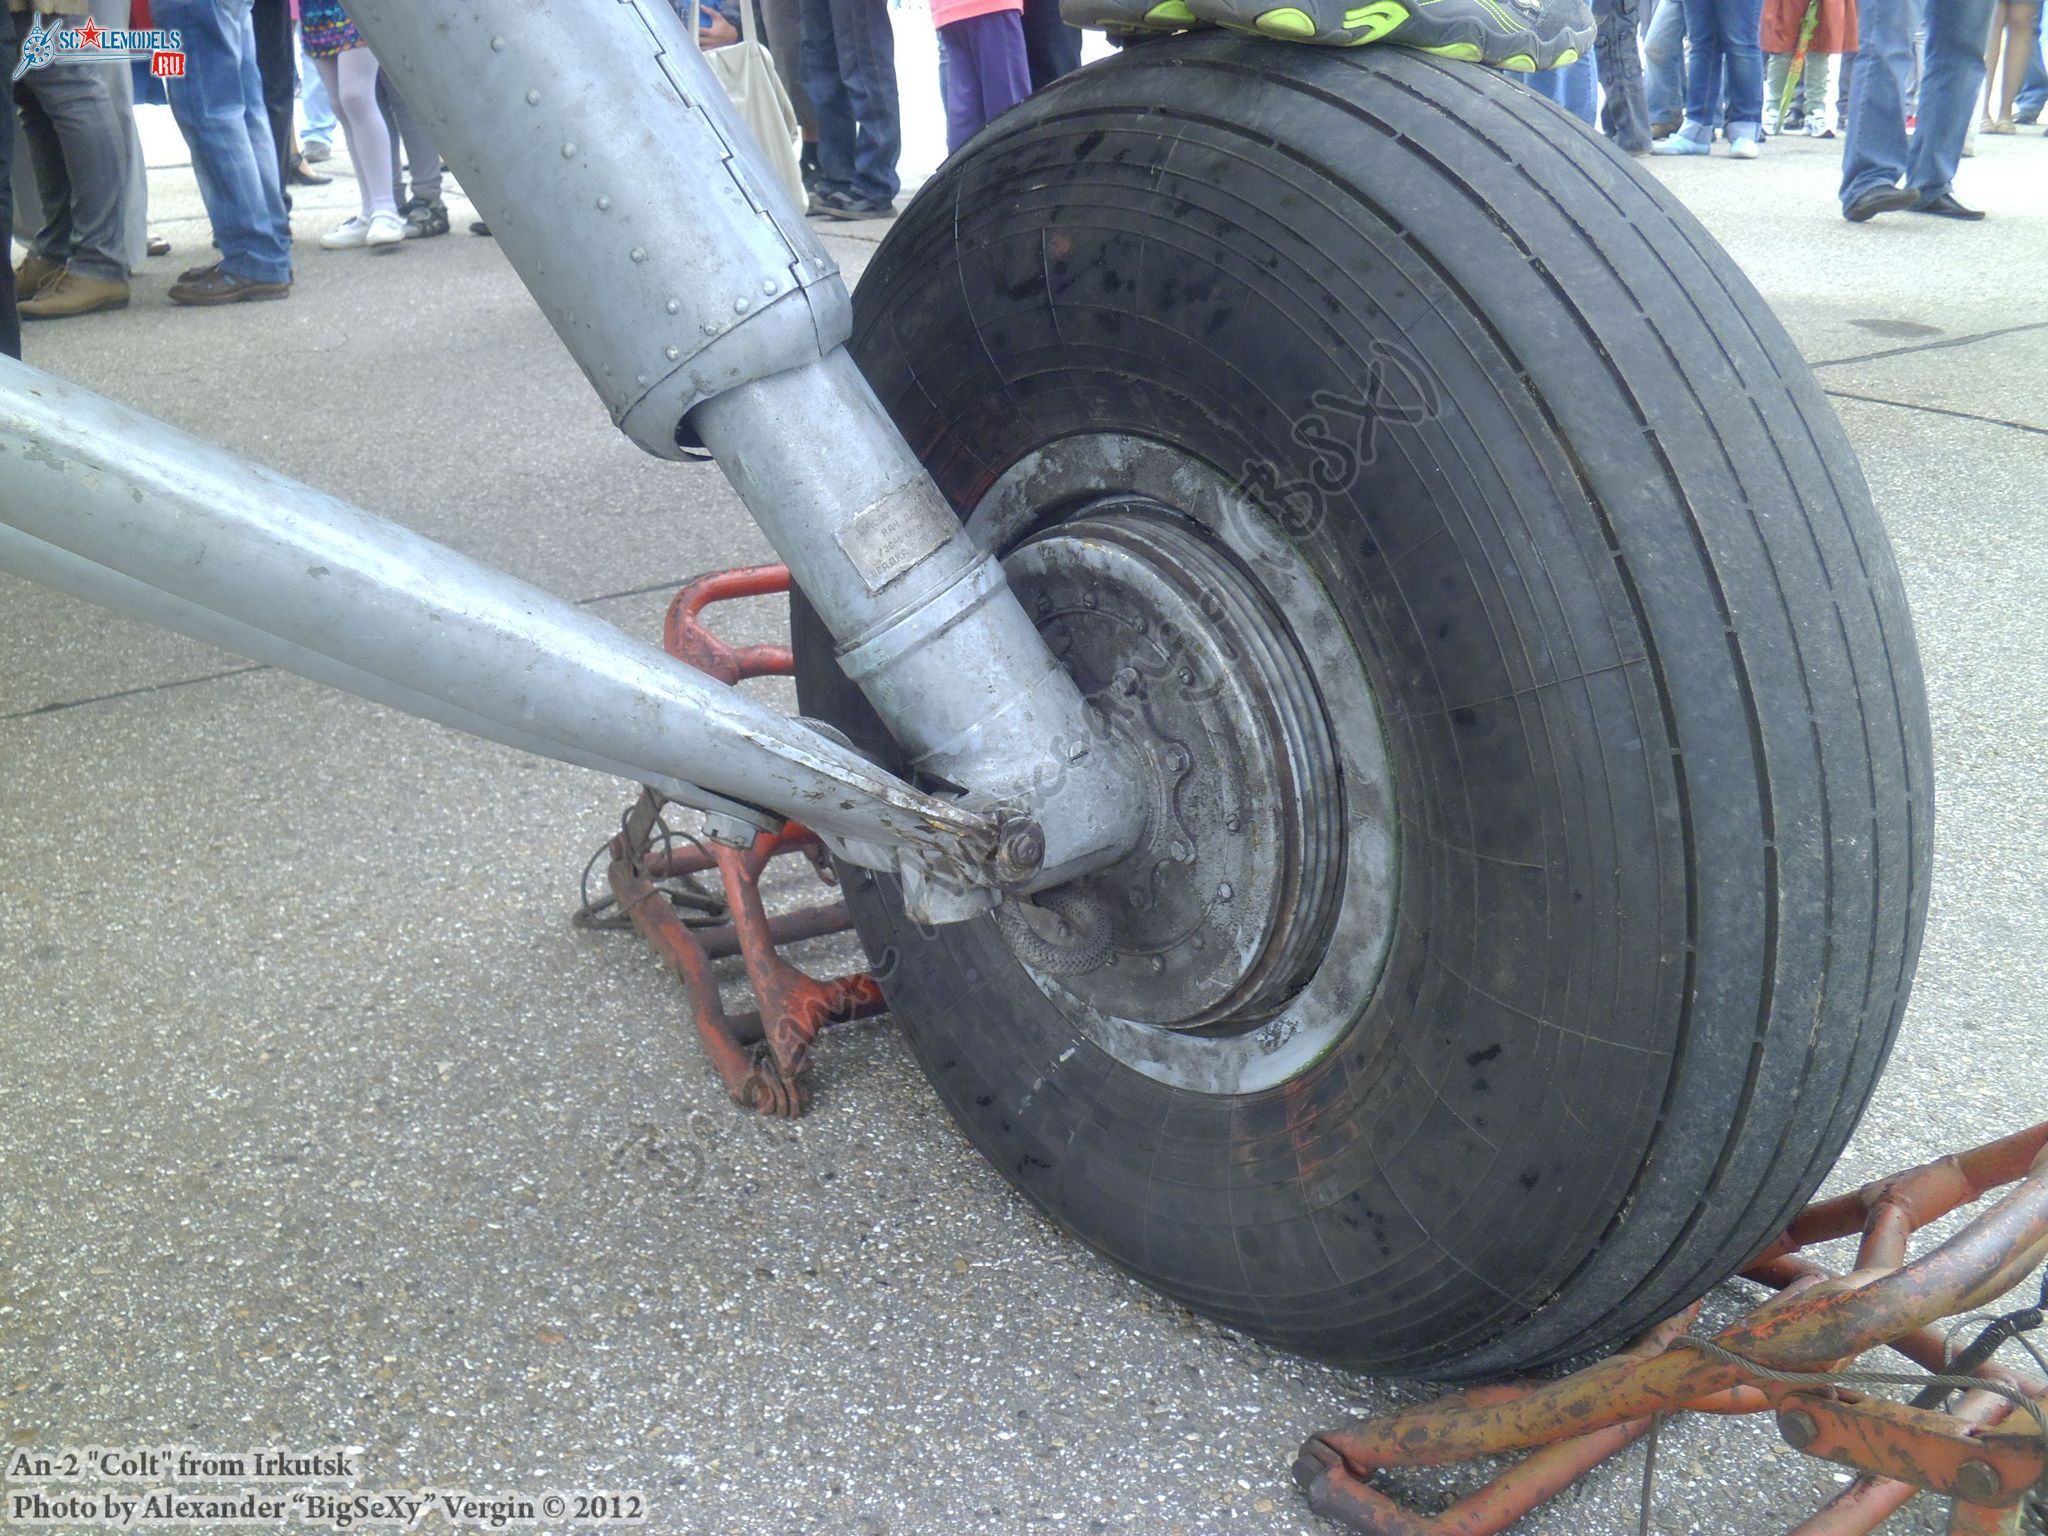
[
  {"left": 20, "top": 271, "right": 130, "bottom": 320},
  {"left": 13, "top": 252, "right": 64, "bottom": 299},
  {"left": 168, "top": 267, "right": 291, "bottom": 306},
  {"left": 177, "top": 259, "right": 223, "bottom": 284}
]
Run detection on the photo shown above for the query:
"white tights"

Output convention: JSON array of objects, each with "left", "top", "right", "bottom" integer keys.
[{"left": 313, "top": 47, "right": 396, "bottom": 219}]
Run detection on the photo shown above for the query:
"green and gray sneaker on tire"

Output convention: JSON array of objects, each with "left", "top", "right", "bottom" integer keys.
[{"left": 1063, "top": 0, "right": 1593, "bottom": 69}]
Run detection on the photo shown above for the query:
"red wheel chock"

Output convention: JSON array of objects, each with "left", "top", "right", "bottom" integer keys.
[
  {"left": 593, "top": 565, "right": 885, "bottom": 1117},
  {"left": 1297, "top": 1123, "right": 2048, "bottom": 1536}
]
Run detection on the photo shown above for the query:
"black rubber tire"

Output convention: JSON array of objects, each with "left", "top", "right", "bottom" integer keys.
[{"left": 791, "top": 37, "right": 1933, "bottom": 1379}]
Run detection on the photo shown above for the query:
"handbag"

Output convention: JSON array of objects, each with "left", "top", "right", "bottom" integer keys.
[{"left": 688, "top": 0, "right": 806, "bottom": 208}]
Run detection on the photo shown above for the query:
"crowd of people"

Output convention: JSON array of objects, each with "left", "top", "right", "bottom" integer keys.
[{"left": 0, "top": 0, "right": 2037, "bottom": 358}]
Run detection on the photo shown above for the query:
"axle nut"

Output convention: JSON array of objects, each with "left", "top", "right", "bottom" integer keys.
[
  {"left": 1778, "top": 1409, "right": 1819, "bottom": 1451},
  {"left": 1954, "top": 1459, "right": 2002, "bottom": 1504},
  {"left": 998, "top": 823, "right": 1047, "bottom": 879}
]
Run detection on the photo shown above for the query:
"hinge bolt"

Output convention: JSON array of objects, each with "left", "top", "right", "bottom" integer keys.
[
  {"left": 1955, "top": 1460, "right": 2002, "bottom": 1504},
  {"left": 1779, "top": 1409, "right": 1819, "bottom": 1451}
]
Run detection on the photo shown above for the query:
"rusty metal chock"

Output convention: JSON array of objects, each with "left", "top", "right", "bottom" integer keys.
[
  {"left": 1297, "top": 1122, "right": 2048, "bottom": 1536},
  {"left": 596, "top": 566, "right": 886, "bottom": 1117}
]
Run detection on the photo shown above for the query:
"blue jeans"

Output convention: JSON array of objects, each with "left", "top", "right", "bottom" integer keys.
[
  {"left": 300, "top": 33, "right": 336, "bottom": 144},
  {"left": 1643, "top": 0, "right": 1687, "bottom": 124},
  {"left": 1510, "top": 52, "right": 1602, "bottom": 125},
  {"left": 1679, "top": 0, "right": 1764, "bottom": 140},
  {"left": 154, "top": 0, "right": 293, "bottom": 284},
  {"left": 1841, "top": 0, "right": 1995, "bottom": 210},
  {"left": 800, "top": 0, "right": 900, "bottom": 205},
  {"left": 2016, "top": 1, "right": 2047, "bottom": 116}
]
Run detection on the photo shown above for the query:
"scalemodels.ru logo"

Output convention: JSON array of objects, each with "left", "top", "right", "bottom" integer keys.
[{"left": 10, "top": 13, "right": 187, "bottom": 82}]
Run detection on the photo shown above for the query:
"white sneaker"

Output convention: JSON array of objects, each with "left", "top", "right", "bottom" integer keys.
[
  {"left": 365, "top": 210, "right": 406, "bottom": 251},
  {"left": 319, "top": 215, "right": 372, "bottom": 250},
  {"left": 1729, "top": 134, "right": 1760, "bottom": 160}
]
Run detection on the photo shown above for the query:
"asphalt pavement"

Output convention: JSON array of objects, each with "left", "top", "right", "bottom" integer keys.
[{"left": 1, "top": 81, "right": 2044, "bottom": 1536}]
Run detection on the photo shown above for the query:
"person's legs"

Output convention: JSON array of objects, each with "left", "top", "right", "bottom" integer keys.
[
  {"left": 1905, "top": 0, "right": 1994, "bottom": 201},
  {"left": 1996, "top": 2, "right": 2039, "bottom": 116},
  {"left": 1020, "top": 0, "right": 1083, "bottom": 90},
  {"left": 1718, "top": 0, "right": 1765, "bottom": 140},
  {"left": 1679, "top": 0, "right": 1726, "bottom": 142},
  {"left": 316, "top": 49, "right": 397, "bottom": 219},
  {"left": 1642, "top": 0, "right": 1687, "bottom": 126},
  {"left": 939, "top": 21, "right": 985, "bottom": 155},
  {"left": 1764, "top": 49, "right": 1789, "bottom": 128},
  {"left": 13, "top": 63, "right": 132, "bottom": 283},
  {"left": 2015, "top": 0, "right": 2046, "bottom": 116},
  {"left": 829, "top": 0, "right": 900, "bottom": 205},
  {"left": 377, "top": 73, "right": 442, "bottom": 205},
  {"left": 1806, "top": 50, "right": 1839, "bottom": 132},
  {"left": 761, "top": 0, "right": 820, "bottom": 139},
  {"left": 299, "top": 32, "right": 337, "bottom": 149},
  {"left": 1591, "top": 0, "right": 1650, "bottom": 149},
  {"left": 156, "top": 0, "right": 293, "bottom": 287},
  {"left": 14, "top": 78, "right": 77, "bottom": 274},
  {"left": 801, "top": 0, "right": 857, "bottom": 200},
  {"left": 250, "top": 0, "right": 296, "bottom": 200},
  {"left": 1840, "top": 0, "right": 1915, "bottom": 207}
]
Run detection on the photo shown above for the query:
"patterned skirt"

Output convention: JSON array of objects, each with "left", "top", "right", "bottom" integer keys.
[{"left": 300, "top": 0, "right": 365, "bottom": 57}]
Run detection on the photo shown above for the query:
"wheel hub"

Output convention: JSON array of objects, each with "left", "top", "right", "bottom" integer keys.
[{"left": 1003, "top": 502, "right": 1346, "bottom": 1033}]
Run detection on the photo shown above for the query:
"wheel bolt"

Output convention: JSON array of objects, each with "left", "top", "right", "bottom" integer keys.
[
  {"left": 1114, "top": 667, "right": 1141, "bottom": 696},
  {"left": 1217, "top": 881, "right": 1233, "bottom": 901},
  {"left": 1149, "top": 956, "right": 1165, "bottom": 973},
  {"left": 1164, "top": 746, "right": 1190, "bottom": 773},
  {"left": 1171, "top": 839, "right": 1194, "bottom": 863}
]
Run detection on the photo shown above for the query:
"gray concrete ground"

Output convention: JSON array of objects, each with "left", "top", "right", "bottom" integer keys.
[{"left": 2, "top": 89, "right": 2045, "bottom": 1536}]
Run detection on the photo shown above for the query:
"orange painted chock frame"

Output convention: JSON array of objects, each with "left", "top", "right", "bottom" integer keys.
[
  {"left": 600, "top": 566, "right": 885, "bottom": 1117},
  {"left": 1296, "top": 1122, "right": 2048, "bottom": 1536}
]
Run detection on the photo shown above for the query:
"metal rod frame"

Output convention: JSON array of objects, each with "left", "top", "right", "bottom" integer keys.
[
  {"left": 1295, "top": 1124, "right": 2048, "bottom": 1536},
  {"left": 602, "top": 566, "right": 885, "bottom": 1115}
]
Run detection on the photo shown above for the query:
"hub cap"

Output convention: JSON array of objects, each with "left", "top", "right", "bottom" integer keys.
[
  {"left": 973, "top": 437, "right": 1399, "bottom": 1094},
  {"left": 1005, "top": 506, "right": 1344, "bottom": 1032}
]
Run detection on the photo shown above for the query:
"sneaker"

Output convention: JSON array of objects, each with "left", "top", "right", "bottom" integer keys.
[
  {"left": 1652, "top": 125, "right": 1711, "bottom": 155},
  {"left": 1804, "top": 118, "right": 1835, "bottom": 138},
  {"left": 320, "top": 215, "right": 375, "bottom": 249},
  {"left": 1180, "top": 0, "right": 1590, "bottom": 63},
  {"left": 1762, "top": 106, "right": 1782, "bottom": 135},
  {"left": 365, "top": 210, "right": 407, "bottom": 250},
  {"left": 13, "top": 251, "right": 64, "bottom": 299},
  {"left": 1782, "top": 106, "right": 1805, "bottom": 131},
  {"left": 19, "top": 271, "right": 129, "bottom": 320},
  {"left": 1061, "top": 0, "right": 1202, "bottom": 28},
  {"left": 807, "top": 189, "right": 850, "bottom": 217},
  {"left": 301, "top": 138, "right": 333, "bottom": 164},
  {"left": 1729, "top": 133, "right": 1760, "bottom": 159},
  {"left": 400, "top": 196, "right": 450, "bottom": 239}
]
